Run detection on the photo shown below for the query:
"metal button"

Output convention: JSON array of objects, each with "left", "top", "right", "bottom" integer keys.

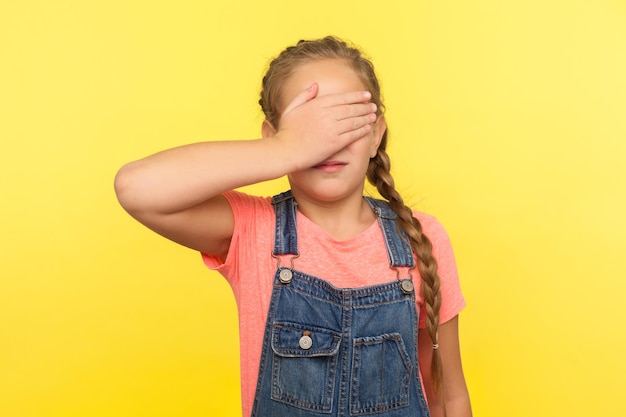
[
  {"left": 299, "top": 335, "right": 313, "bottom": 350},
  {"left": 400, "top": 279, "right": 414, "bottom": 294},
  {"left": 279, "top": 269, "right": 293, "bottom": 284}
]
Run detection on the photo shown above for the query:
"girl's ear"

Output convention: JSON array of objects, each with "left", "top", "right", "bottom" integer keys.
[
  {"left": 262, "top": 119, "right": 277, "bottom": 138},
  {"left": 370, "top": 115, "right": 387, "bottom": 157}
]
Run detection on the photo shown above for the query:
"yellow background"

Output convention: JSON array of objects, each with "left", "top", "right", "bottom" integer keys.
[{"left": 2, "top": 1, "right": 625, "bottom": 416}]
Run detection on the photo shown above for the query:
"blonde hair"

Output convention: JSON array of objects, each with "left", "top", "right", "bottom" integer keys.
[{"left": 260, "top": 36, "right": 445, "bottom": 403}]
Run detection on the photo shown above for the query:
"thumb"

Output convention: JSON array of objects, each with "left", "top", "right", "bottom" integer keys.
[{"left": 282, "top": 82, "right": 319, "bottom": 114}]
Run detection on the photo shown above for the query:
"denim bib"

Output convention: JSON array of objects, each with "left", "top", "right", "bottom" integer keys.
[{"left": 250, "top": 191, "right": 431, "bottom": 417}]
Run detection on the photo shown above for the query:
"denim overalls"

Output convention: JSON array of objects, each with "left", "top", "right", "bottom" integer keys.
[{"left": 251, "top": 191, "right": 431, "bottom": 417}]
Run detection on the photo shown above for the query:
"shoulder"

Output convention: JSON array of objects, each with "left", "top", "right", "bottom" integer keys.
[
  {"left": 222, "top": 190, "right": 274, "bottom": 219},
  {"left": 203, "top": 190, "right": 275, "bottom": 271},
  {"left": 220, "top": 190, "right": 276, "bottom": 247},
  {"left": 410, "top": 209, "right": 457, "bottom": 268},
  {"left": 223, "top": 189, "right": 272, "bottom": 208},
  {"left": 411, "top": 210, "right": 450, "bottom": 243}
]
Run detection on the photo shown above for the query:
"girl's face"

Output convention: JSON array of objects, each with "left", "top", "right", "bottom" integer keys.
[{"left": 277, "top": 58, "right": 386, "bottom": 204}]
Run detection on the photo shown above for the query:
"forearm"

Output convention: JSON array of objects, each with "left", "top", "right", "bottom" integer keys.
[
  {"left": 114, "top": 138, "right": 292, "bottom": 215},
  {"left": 115, "top": 85, "right": 376, "bottom": 217},
  {"left": 428, "top": 393, "right": 472, "bottom": 417},
  {"left": 446, "top": 394, "right": 473, "bottom": 417},
  {"left": 419, "top": 317, "right": 472, "bottom": 417}
]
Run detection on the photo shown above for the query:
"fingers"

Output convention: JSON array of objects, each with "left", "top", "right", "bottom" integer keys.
[
  {"left": 284, "top": 87, "right": 375, "bottom": 119},
  {"left": 283, "top": 83, "right": 319, "bottom": 114},
  {"left": 339, "top": 121, "right": 374, "bottom": 143},
  {"left": 336, "top": 113, "right": 377, "bottom": 136},
  {"left": 315, "top": 91, "right": 377, "bottom": 122},
  {"left": 322, "top": 90, "right": 372, "bottom": 106},
  {"left": 334, "top": 102, "right": 377, "bottom": 121}
]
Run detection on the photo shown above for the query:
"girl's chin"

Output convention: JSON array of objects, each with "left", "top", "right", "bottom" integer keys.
[{"left": 288, "top": 182, "right": 365, "bottom": 204}]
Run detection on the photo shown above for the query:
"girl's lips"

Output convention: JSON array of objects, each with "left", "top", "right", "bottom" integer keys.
[{"left": 313, "top": 160, "right": 347, "bottom": 172}]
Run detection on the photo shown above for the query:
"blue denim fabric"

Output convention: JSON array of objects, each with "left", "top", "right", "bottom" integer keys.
[{"left": 251, "top": 191, "right": 430, "bottom": 417}]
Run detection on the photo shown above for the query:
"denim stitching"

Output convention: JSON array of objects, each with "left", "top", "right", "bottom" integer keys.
[
  {"left": 364, "top": 197, "right": 415, "bottom": 268},
  {"left": 350, "top": 334, "right": 411, "bottom": 415}
]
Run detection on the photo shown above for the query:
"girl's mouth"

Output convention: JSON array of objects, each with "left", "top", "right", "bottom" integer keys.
[{"left": 313, "top": 160, "right": 347, "bottom": 172}]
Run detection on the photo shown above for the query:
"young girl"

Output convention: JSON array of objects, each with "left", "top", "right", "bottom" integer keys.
[{"left": 115, "top": 36, "right": 472, "bottom": 417}]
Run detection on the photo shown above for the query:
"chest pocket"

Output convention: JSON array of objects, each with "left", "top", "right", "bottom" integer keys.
[{"left": 270, "top": 321, "right": 342, "bottom": 413}]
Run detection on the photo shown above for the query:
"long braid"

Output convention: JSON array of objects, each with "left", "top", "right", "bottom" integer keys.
[{"left": 367, "top": 137, "right": 445, "bottom": 407}]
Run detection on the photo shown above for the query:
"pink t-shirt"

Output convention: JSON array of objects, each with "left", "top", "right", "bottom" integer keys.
[{"left": 202, "top": 190, "right": 465, "bottom": 417}]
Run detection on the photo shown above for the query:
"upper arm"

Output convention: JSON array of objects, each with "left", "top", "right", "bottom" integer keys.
[{"left": 124, "top": 194, "right": 235, "bottom": 258}]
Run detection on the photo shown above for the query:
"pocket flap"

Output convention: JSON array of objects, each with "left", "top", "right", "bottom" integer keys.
[{"left": 271, "top": 322, "right": 341, "bottom": 357}]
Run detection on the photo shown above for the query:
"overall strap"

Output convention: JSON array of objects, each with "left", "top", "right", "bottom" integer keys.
[
  {"left": 271, "top": 190, "right": 299, "bottom": 256},
  {"left": 364, "top": 197, "right": 415, "bottom": 268}
]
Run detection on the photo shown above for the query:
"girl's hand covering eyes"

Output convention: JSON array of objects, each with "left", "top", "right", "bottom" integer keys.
[{"left": 273, "top": 83, "right": 377, "bottom": 171}]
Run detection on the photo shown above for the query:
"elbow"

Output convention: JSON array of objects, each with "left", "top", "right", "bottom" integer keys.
[{"left": 114, "top": 162, "right": 144, "bottom": 215}]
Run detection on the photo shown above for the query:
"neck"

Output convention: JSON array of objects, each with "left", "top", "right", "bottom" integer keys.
[{"left": 290, "top": 189, "right": 376, "bottom": 241}]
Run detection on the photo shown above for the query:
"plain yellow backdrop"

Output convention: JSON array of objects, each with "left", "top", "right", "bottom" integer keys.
[{"left": 2, "top": 1, "right": 625, "bottom": 416}]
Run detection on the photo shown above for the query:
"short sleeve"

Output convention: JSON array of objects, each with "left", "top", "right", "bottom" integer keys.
[
  {"left": 201, "top": 190, "right": 274, "bottom": 289},
  {"left": 415, "top": 213, "right": 466, "bottom": 327}
]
